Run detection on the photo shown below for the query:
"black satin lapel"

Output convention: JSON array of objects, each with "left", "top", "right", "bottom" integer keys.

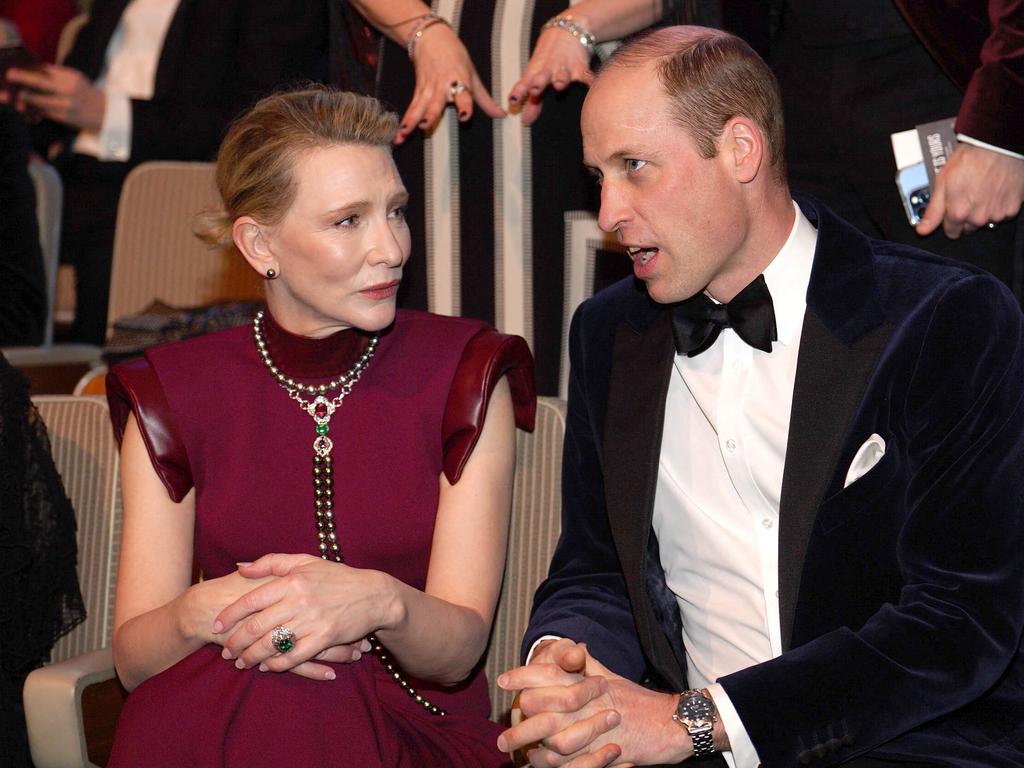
[
  {"left": 778, "top": 310, "right": 891, "bottom": 649},
  {"left": 603, "top": 311, "right": 683, "bottom": 684}
]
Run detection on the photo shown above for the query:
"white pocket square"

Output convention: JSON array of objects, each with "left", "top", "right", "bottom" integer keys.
[{"left": 844, "top": 433, "right": 886, "bottom": 488}]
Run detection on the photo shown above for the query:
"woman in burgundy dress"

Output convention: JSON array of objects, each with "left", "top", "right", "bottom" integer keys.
[{"left": 105, "top": 87, "right": 534, "bottom": 766}]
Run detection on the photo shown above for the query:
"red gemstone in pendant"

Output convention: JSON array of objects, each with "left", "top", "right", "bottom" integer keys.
[{"left": 314, "top": 402, "right": 329, "bottom": 419}]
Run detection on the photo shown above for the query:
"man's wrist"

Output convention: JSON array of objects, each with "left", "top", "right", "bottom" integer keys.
[{"left": 671, "top": 688, "right": 721, "bottom": 758}]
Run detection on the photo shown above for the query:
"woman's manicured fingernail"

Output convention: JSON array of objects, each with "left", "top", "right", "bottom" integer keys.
[
  {"left": 234, "top": 658, "right": 246, "bottom": 669},
  {"left": 496, "top": 673, "right": 509, "bottom": 688},
  {"left": 221, "top": 648, "right": 233, "bottom": 660},
  {"left": 235, "top": 561, "right": 252, "bottom": 567},
  {"left": 497, "top": 736, "right": 508, "bottom": 753},
  {"left": 360, "top": 639, "right": 371, "bottom": 652},
  {"left": 458, "top": 111, "right": 468, "bottom": 120},
  {"left": 509, "top": 95, "right": 518, "bottom": 103},
  {"left": 258, "top": 663, "right": 268, "bottom": 672},
  {"left": 212, "top": 620, "right": 223, "bottom": 633},
  {"left": 324, "top": 669, "right": 336, "bottom": 680},
  {"left": 351, "top": 650, "right": 362, "bottom": 661}
]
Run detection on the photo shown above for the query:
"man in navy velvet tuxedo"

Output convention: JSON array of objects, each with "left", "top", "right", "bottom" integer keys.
[{"left": 497, "top": 25, "right": 1024, "bottom": 768}]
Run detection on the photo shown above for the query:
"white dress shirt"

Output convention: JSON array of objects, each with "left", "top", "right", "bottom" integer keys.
[
  {"left": 73, "top": 0, "right": 179, "bottom": 161},
  {"left": 651, "top": 201, "right": 817, "bottom": 767}
]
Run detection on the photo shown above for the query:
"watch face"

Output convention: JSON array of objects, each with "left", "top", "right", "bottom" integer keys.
[{"left": 679, "top": 693, "right": 715, "bottom": 724}]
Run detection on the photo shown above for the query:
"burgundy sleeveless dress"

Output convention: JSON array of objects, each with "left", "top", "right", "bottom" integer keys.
[{"left": 105, "top": 308, "right": 534, "bottom": 767}]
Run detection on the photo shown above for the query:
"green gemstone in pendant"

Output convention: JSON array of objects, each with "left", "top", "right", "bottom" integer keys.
[{"left": 316, "top": 423, "right": 329, "bottom": 435}]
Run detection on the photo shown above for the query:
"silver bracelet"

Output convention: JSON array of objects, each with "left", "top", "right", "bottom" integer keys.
[
  {"left": 406, "top": 13, "right": 451, "bottom": 59},
  {"left": 541, "top": 15, "right": 597, "bottom": 57}
]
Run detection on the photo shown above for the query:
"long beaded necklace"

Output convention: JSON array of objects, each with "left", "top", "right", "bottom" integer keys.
[{"left": 252, "top": 310, "right": 446, "bottom": 716}]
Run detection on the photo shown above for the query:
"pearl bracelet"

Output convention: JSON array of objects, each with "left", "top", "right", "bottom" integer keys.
[{"left": 542, "top": 15, "right": 597, "bottom": 57}]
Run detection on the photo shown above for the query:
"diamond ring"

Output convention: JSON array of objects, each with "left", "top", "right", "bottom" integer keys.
[
  {"left": 447, "top": 81, "right": 469, "bottom": 102},
  {"left": 271, "top": 625, "right": 296, "bottom": 653}
]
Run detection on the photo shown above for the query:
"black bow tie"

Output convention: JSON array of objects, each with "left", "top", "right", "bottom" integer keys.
[{"left": 671, "top": 274, "right": 778, "bottom": 357}]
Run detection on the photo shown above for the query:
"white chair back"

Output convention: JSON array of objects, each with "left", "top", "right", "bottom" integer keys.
[
  {"left": 485, "top": 395, "right": 566, "bottom": 723},
  {"left": 105, "top": 161, "right": 262, "bottom": 337},
  {"left": 32, "top": 395, "right": 121, "bottom": 659}
]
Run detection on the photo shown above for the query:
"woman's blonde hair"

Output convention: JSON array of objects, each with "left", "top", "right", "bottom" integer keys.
[{"left": 196, "top": 86, "right": 399, "bottom": 251}]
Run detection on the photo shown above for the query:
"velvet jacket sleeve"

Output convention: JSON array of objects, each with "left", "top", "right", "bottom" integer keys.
[
  {"left": 521, "top": 299, "right": 649, "bottom": 679},
  {"left": 719, "top": 274, "right": 1024, "bottom": 766},
  {"left": 898, "top": 0, "right": 1024, "bottom": 154}
]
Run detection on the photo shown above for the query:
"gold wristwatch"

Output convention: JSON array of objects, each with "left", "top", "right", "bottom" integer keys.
[{"left": 672, "top": 689, "right": 718, "bottom": 757}]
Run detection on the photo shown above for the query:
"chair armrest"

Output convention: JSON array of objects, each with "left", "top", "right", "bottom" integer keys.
[{"left": 24, "top": 648, "right": 116, "bottom": 768}]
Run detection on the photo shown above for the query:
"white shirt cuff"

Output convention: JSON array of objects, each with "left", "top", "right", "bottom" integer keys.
[
  {"left": 957, "top": 133, "right": 1024, "bottom": 160},
  {"left": 95, "top": 92, "right": 132, "bottom": 161},
  {"left": 707, "top": 683, "right": 761, "bottom": 768},
  {"left": 525, "top": 635, "right": 563, "bottom": 664}
]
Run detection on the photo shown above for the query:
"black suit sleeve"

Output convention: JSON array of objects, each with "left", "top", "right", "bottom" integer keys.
[{"left": 128, "top": 0, "right": 329, "bottom": 163}]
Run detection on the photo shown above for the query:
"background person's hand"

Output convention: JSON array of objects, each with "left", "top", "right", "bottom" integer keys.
[
  {"left": 508, "top": 25, "right": 594, "bottom": 126},
  {"left": 213, "top": 553, "right": 391, "bottom": 676},
  {"left": 394, "top": 22, "right": 505, "bottom": 145},
  {"left": 916, "top": 143, "right": 1024, "bottom": 239},
  {"left": 4, "top": 64, "right": 106, "bottom": 131}
]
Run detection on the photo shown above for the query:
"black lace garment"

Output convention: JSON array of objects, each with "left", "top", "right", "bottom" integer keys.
[{"left": 0, "top": 354, "right": 86, "bottom": 766}]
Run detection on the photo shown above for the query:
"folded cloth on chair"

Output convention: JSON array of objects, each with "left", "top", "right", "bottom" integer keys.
[{"left": 103, "top": 300, "right": 262, "bottom": 364}]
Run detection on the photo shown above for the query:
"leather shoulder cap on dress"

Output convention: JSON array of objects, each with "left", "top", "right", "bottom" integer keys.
[
  {"left": 441, "top": 329, "right": 536, "bottom": 484},
  {"left": 107, "top": 357, "right": 193, "bottom": 502}
]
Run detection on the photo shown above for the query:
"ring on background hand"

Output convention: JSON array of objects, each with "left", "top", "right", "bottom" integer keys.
[
  {"left": 987, "top": 222, "right": 997, "bottom": 229},
  {"left": 271, "top": 625, "right": 296, "bottom": 653},
  {"left": 447, "top": 81, "right": 469, "bottom": 102}
]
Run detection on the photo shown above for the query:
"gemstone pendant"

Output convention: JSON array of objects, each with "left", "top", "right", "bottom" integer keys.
[
  {"left": 308, "top": 396, "right": 333, "bottom": 424},
  {"left": 313, "top": 435, "right": 333, "bottom": 456}
]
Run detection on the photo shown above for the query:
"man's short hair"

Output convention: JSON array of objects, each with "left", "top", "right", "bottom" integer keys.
[{"left": 605, "top": 26, "right": 786, "bottom": 178}]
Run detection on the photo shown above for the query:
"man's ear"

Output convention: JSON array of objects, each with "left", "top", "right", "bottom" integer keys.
[
  {"left": 233, "top": 216, "right": 277, "bottom": 277},
  {"left": 722, "top": 116, "right": 764, "bottom": 184}
]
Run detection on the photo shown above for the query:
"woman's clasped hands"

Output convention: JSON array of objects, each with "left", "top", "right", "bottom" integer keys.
[{"left": 211, "top": 553, "right": 390, "bottom": 682}]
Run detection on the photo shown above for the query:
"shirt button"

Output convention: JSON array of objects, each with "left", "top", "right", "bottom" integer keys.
[
  {"left": 762, "top": 518, "right": 774, "bottom": 528},
  {"left": 725, "top": 438, "right": 737, "bottom": 452}
]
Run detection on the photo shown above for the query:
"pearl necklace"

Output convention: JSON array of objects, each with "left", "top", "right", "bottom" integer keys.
[{"left": 252, "top": 310, "right": 446, "bottom": 716}]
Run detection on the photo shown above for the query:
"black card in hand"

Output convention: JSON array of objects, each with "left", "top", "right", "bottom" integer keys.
[{"left": 0, "top": 44, "right": 45, "bottom": 121}]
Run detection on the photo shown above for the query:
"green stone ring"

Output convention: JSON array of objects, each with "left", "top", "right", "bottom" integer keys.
[{"left": 271, "top": 625, "right": 296, "bottom": 653}]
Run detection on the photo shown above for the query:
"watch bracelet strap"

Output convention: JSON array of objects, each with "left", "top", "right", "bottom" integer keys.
[{"left": 691, "top": 727, "right": 716, "bottom": 757}]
